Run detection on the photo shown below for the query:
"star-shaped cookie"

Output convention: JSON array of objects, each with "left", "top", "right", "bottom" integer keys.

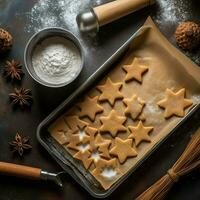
[
  {"left": 95, "top": 134, "right": 111, "bottom": 159},
  {"left": 96, "top": 78, "right": 123, "bottom": 106},
  {"left": 123, "top": 57, "right": 148, "bottom": 83},
  {"left": 123, "top": 95, "right": 145, "bottom": 120},
  {"left": 100, "top": 110, "right": 127, "bottom": 137},
  {"left": 157, "top": 88, "right": 193, "bottom": 118},
  {"left": 110, "top": 137, "right": 137, "bottom": 164},
  {"left": 84, "top": 126, "right": 98, "bottom": 151},
  {"left": 128, "top": 121, "right": 154, "bottom": 146},
  {"left": 64, "top": 115, "right": 88, "bottom": 131},
  {"left": 66, "top": 129, "right": 90, "bottom": 151},
  {"left": 92, "top": 158, "right": 119, "bottom": 178},
  {"left": 74, "top": 150, "right": 93, "bottom": 169},
  {"left": 77, "top": 96, "right": 103, "bottom": 121}
]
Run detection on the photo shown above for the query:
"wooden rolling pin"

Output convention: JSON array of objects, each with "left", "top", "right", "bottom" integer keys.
[
  {"left": 94, "top": 0, "right": 155, "bottom": 26},
  {"left": 77, "top": 0, "right": 155, "bottom": 32}
]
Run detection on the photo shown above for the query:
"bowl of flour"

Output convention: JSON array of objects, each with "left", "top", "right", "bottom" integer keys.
[{"left": 24, "top": 28, "right": 84, "bottom": 87}]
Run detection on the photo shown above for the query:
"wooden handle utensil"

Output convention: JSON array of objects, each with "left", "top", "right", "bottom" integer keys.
[
  {"left": 77, "top": 0, "right": 155, "bottom": 32},
  {"left": 94, "top": 0, "right": 155, "bottom": 26},
  {"left": 0, "top": 162, "right": 64, "bottom": 186},
  {"left": 0, "top": 162, "right": 41, "bottom": 180}
]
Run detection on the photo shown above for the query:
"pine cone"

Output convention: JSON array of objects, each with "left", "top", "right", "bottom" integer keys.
[
  {"left": 175, "top": 21, "right": 200, "bottom": 51},
  {"left": 0, "top": 28, "right": 13, "bottom": 54}
]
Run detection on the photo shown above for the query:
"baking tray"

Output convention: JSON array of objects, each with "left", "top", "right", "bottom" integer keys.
[{"left": 37, "top": 26, "right": 200, "bottom": 198}]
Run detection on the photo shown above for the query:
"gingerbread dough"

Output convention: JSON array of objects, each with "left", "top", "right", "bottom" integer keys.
[
  {"left": 157, "top": 88, "right": 193, "bottom": 118},
  {"left": 123, "top": 95, "right": 145, "bottom": 120},
  {"left": 77, "top": 96, "right": 103, "bottom": 121},
  {"left": 84, "top": 126, "right": 98, "bottom": 151},
  {"left": 96, "top": 78, "right": 123, "bottom": 106},
  {"left": 67, "top": 130, "right": 90, "bottom": 151},
  {"left": 64, "top": 115, "right": 88, "bottom": 130},
  {"left": 100, "top": 110, "right": 127, "bottom": 137},
  {"left": 110, "top": 137, "right": 137, "bottom": 164},
  {"left": 128, "top": 121, "right": 154, "bottom": 147},
  {"left": 122, "top": 57, "right": 148, "bottom": 83},
  {"left": 95, "top": 134, "right": 111, "bottom": 159},
  {"left": 74, "top": 150, "right": 93, "bottom": 169},
  {"left": 92, "top": 158, "right": 119, "bottom": 178},
  {"left": 49, "top": 118, "right": 72, "bottom": 145}
]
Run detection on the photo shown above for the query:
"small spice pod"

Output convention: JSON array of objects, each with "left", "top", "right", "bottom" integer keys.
[
  {"left": 9, "top": 133, "right": 32, "bottom": 156},
  {"left": 4, "top": 59, "right": 24, "bottom": 81},
  {"left": 175, "top": 21, "right": 200, "bottom": 51},
  {"left": 9, "top": 87, "right": 33, "bottom": 108},
  {"left": 0, "top": 28, "right": 13, "bottom": 54}
]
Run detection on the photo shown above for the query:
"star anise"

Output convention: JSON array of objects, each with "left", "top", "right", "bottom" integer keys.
[
  {"left": 9, "top": 133, "right": 32, "bottom": 156},
  {"left": 9, "top": 87, "right": 33, "bottom": 107},
  {"left": 4, "top": 60, "right": 24, "bottom": 80}
]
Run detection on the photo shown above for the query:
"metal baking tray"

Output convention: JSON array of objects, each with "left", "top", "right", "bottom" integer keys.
[{"left": 37, "top": 27, "right": 200, "bottom": 198}]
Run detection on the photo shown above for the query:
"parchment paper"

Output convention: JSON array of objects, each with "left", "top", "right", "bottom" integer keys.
[{"left": 49, "top": 17, "right": 200, "bottom": 190}]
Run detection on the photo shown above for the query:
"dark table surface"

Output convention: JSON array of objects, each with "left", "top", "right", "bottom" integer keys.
[{"left": 0, "top": 0, "right": 200, "bottom": 200}]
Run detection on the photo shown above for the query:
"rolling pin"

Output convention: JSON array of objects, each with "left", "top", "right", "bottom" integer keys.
[{"left": 77, "top": 0, "right": 155, "bottom": 33}]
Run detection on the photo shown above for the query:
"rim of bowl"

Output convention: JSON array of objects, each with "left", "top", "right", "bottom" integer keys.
[{"left": 24, "top": 27, "right": 84, "bottom": 88}]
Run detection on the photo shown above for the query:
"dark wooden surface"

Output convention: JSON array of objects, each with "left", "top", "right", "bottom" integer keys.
[{"left": 0, "top": 0, "right": 200, "bottom": 199}]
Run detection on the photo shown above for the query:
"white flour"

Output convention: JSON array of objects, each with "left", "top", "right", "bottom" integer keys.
[{"left": 32, "top": 36, "right": 82, "bottom": 85}]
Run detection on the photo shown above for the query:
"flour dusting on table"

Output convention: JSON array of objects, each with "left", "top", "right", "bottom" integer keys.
[
  {"left": 154, "top": 0, "right": 192, "bottom": 25},
  {"left": 26, "top": 0, "right": 90, "bottom": 33}
]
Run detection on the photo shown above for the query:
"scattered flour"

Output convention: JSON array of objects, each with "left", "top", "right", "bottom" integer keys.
[
  {"left": 154, "top": 0, "right": 192, "bottom": 25},
  {"left": 26, "top": 0, "right": 90, "bottom": 33},
  {"left": 26, "top": 0, "right": 193, "bottom": 33}
]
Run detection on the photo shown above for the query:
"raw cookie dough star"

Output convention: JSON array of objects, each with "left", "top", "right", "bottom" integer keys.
[
  {"left": 84, "top": 126, "right": 98, "bottom": 151},
  {"left": 95, "top": 134, "right": 111, "bottom": 159},
  {"left": 110, "top": 137, "right": 137, "bottom": 164},
  {"left": 74, "top": 150, "right": 93, "bottom": 169},
  {"left": 77, "top": 96, "right": 103, "bottom": 121},
  {"left": 157, "top": 88, "right": 193, "bottom": 118},
  {"left": 64, "top": 115, "right": 88, "bottom": 131},
  {"left": 122, "top": 57, "right": 148, "bottom": 83},
  {"left": 100, "top": 110, "right": 127, "bottom": 137},
  {"left": 128, "top": 121, "right": 154, "bottom": 146},
  {"left": 92, "top": 158, "right": 119, "bottom": 178},
  {"left": 123, "top": 95, "right": 145, "bottom": 120},
  {"left": 66, "top": 130, "right": 90, "bottom": 151},
  {"left": 96, "top": 78, "right": 123, "bottom": 106}
]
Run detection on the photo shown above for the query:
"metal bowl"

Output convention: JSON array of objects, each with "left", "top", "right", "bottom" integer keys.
[{"left": 24, "top": 27, "right": 84, "bottom": 88}]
